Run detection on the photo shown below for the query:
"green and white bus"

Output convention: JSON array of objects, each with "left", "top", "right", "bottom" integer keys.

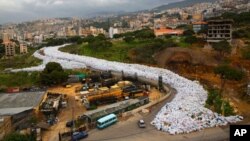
[{"left": 97, "top": 113, "right": 117, "bottom": 129}]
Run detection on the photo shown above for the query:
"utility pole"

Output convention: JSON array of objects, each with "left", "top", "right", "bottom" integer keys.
[
  {"left": 71, "top": 97, "right": 75, "bottom": 140},
  {"left": 158, "top": 76, "right": 163, "bottom": 91}
]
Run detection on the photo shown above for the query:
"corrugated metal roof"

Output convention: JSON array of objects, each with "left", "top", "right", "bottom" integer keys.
[
  {"left": 0, "top": 91, "right": 45, "bottom": 109},
  {"left": 0, "top": 107, "right": 33, "bottom": 116}
]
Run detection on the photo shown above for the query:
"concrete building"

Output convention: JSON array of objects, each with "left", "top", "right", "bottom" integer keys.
[
  {"left": 2, "top": 33, "right": 9, "bottom": 43},
  {"left": 0, "top": 92, "right": 46, "bottom": 134},
  {"left": 90, "top": 26, "right": 106, "bottom": 36},
  {"left": 0, "top": 116, "right": 12, "bottom": 140},
  {"left": 34, "top": 35, "right": 43, "bottom": 44},
  {"left": 66, "top": 26, "right": 77, "bottom": 37},
  {"left": 24, "top": 32, "right": 33, "bottom": 41},
  {"left": 207, "top": 19, "right": 233, "bottom": 43},
  {"left": 192, "top": 21, "right": 208, "bottom": 33},
  {"left": 20, "top": 44, "right": 28, "bottom": 54},
  {"left": 4, "top": 42, "right": 16, "bottom": 57},
  {"left": 192, "top": 13, "right": 204, "bottom": 22},
  {"left": 109, "top": 27, "right": 118, "bottom": 38}
]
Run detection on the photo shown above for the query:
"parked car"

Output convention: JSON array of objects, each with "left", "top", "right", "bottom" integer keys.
[
  {"left": 72, "top": 131, "right": 88, "bottom": 141},
  {"left": 138, "top": 119, "right": 146, "bottom": 128},
  {"left": 66, "top": 120, "right": 75, "bottom": 128}
]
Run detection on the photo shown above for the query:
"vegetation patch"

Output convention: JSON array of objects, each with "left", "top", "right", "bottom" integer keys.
[
  {"left": 206, "top": 89, "right": 235, "bottom": 116},
  {"left": 0, "top": 48, "right": 42, "bottom": 71},
  {"left": 3, "top": 132, "right": 35, "bottom": 141}
]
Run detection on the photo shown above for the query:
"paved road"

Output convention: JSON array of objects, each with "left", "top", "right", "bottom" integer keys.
[{"left": 85, "top": 91, "right": 230, "bottom": 141}]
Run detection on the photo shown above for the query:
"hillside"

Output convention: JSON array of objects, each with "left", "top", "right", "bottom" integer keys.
[{"left": 152, "top": 0, "right": 218, "bottom": 12}]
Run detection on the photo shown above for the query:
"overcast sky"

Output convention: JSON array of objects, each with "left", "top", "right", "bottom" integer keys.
[{"left": 0, "top": 0, "right": 181, "bottom": 24}]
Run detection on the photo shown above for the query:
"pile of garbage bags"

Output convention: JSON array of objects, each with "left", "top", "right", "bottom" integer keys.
[{"left": 13, "top": 44, "right": 243, "bottom": 134}]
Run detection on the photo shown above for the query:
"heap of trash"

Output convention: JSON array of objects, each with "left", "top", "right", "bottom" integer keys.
[{"left": 12, "top": 44, "right": 243, "bottom": 134}]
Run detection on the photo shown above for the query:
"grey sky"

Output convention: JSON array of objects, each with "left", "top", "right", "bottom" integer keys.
[{"left": 0, "top": 0, "right": 180, "bottom": 24}]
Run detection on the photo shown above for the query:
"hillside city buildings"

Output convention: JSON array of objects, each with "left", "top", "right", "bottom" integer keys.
[{"left": 0, "top": 0, "right": 249, "bottom": 57}]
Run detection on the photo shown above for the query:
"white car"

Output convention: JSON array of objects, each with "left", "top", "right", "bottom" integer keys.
[{"left": 138, "top": 119, "right": 146, "bottom": 128}]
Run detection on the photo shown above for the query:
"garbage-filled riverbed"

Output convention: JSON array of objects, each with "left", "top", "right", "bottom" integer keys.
[{"left": 13, "top": 44, "right": 243, "bottom": 134}]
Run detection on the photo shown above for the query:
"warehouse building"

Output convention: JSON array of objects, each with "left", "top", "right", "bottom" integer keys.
[{"left": 0, "top": 91, "right": 45, "bottom": 139}]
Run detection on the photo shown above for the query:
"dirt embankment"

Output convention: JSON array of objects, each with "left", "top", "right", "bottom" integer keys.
[
  {"left": 155, "top": 47, "right": 219, "bottom": 67},
  {"left": 154, "top": 46, "right": 250, "bottom": 121}
]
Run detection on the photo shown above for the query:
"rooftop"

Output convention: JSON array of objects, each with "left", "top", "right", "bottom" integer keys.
[
  {"left": 192, "top": 21, "right": 208, "bottom": 25},
  {"left": 83, "top": 99, "right": 140, "bottom": 121},
  {"left": 0, "top": 91, "right": 45, "bottom": 109},
  {"left": 0, "top": 107, "right": 33, "bottom": 116},
  {"left": 208, "top": 19, "right": 234, "bottom": 23},
  {"left": 154, "top": 28, "right": 184, "bottom": 35},
  {"left": 97, "top": 113, "right": 116, "bottom": 123}
]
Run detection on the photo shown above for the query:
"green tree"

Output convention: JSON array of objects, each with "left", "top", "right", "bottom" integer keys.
[
  {"left": 214, "top": 95, "right": 223, "bottom": 114},
  {"left": 206, "top": 89, "right": 219, "bottom": 106},
  {"left": 183, "top": 29, "right": 195, "bottom": 36},
  {"left": 0, "top": 44, "right": 5, "bottom": 58},
  {"left": 214, "top": 65, "right": 244, "bottom": 94},
  {"left": 3, "top": 132, "right": 35, "bottom": 141},
  {"left": 206, "top": 88, "right": 235, "bottom": 116},
  {"left": 123, "top": 36, "right": 134, "bottom": 43},
  {"left": 242, "top": 49, "right": 250, "bottom": 60},
  {"left": 184, "top": 36, "right": 198, "bottom": 44},
  {"left": 40, "top": 62, "right": 68, "bottom": 86},
  {"left": 89, "top": 40, "right": 112, "bottom": 50},
  {"left": 77, "top": 38, "right": 84, "bottom": 44},
  {"left": 113, "top": 34, "right": 122, "bottom": 39},
  {"left": 135, "top": 29, "right": 155, "bottom": 39},
  {"left": 96, "top": 34, "right": 106, "bottom": 40},
  {"left": 84, "top": 35, "right": 95, "bottom": 43},
  {"left": 164, "top": 34, "right": 172, "bottom": 39},
  {"left": 212, "top": 40, "right": 232, "bottom": 57},
  {"left": 223, "top": 101, "right": 235, "bottom": 116},
  {"left": 68, "top": 36, "right": 82, "bottom": 43}
]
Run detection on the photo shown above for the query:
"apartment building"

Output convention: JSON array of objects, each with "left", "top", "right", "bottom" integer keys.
[
  {"left": 20, "top": 43, "right": 28, "bottom": 54},
  {"left": 207, "top": 19, "right": 233, "bottom": 43},
  {"left": 4, "top": 42, "right": 16, "bottom": 57}
]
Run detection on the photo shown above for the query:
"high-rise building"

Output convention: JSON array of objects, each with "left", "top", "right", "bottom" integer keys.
[{"left": 4, "top": 42, "right": 16, "bottom": 57}]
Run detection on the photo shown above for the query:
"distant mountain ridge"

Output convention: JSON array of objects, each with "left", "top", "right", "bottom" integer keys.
[{"left": 152, "top": 0, "right": 218, "bottom": 12}]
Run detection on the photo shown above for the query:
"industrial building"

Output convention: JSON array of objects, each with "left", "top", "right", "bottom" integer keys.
[{"left": 0, "top": 91, "right": 46, "bottom": 139}]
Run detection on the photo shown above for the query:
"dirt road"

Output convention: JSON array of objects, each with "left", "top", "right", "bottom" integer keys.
[{"left": 42, "top": 83, "right": 86, "bottom": 141}]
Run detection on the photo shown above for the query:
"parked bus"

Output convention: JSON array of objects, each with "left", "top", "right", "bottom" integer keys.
[{"left": 97, "top": 114, "right": 117, "bottom": 129}]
